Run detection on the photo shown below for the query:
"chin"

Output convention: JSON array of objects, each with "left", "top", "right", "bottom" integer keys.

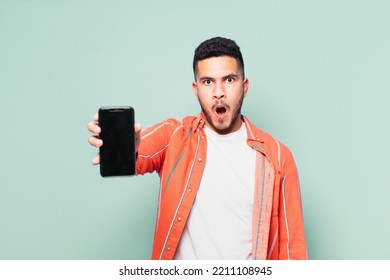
[{"left": 212, "top": 121, "right": 234, "bottom": 134}]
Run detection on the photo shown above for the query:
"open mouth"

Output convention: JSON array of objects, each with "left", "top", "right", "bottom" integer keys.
[{"left": 215, "top": 105, "right": 227, "bottom": 119}]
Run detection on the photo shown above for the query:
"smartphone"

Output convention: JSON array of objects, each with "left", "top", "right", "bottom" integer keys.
[{"left": 98, "top": 106, "right": 136, "bottom": 177}]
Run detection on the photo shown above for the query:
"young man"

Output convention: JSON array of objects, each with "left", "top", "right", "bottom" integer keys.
[{"left": 88, "top": 37, "right": 307, "bottom": 260}]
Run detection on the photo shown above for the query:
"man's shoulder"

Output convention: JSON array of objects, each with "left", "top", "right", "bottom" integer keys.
[
  {"left": 243, "top": 116, "right": 294, "bottom": 161},
  {"left": 152, "top": 116, "right": 198, "bottom": 136},
  {"left": 161, "top": 115, "right": 198, "bottom": 127},
  {"left": 243, "top": 116, "right": 275, "bottom": 142},
  {"left": 167, "top": 115, "right": 201, "bottom": 131}
]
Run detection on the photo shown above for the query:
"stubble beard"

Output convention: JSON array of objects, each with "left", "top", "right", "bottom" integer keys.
[{"left": 200, "top": 93, "right": 245, "bottom": 135}]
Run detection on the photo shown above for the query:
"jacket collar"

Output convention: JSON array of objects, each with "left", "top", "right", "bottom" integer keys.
[
  {"left": 193, "top": 112, "right": 277, "bottom": 169},
  {"left": 241, "top": 116, "right": 270, "bottom": 156},
  {"left": 192, "top": 112, "right": 206, "bottom": 132}
]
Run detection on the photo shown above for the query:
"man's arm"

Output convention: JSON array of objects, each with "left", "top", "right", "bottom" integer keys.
[{"left": 136, "top": 119, "right": 181, "bottom": 175}]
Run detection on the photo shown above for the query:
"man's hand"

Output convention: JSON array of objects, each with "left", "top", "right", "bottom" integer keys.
[{"left": 87, "top": 113, "right": 142, "bottom": 165}]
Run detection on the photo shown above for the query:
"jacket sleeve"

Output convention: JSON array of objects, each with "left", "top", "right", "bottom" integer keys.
[
  {"left": 136, "top": 119, "right": 181, "bottom": 175},
  {"left": 278, "top": 143, "right": 308, "bottom": 259}
]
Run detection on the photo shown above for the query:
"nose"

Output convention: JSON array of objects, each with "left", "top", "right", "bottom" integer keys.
[{"left": 213, "top": 83, "right": 225, "bottom": 99}]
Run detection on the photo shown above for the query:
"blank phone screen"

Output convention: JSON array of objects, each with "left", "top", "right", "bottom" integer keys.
[{"left": 98, "top": 107, "right": 135, "bottom": 177}]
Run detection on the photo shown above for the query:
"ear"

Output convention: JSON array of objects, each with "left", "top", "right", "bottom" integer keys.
[
  {"left": 243, "top": 78, "right": 249, "bottom": 97},
  {"left": 192, "top": 81, "right": 199, "bottom": 100}
]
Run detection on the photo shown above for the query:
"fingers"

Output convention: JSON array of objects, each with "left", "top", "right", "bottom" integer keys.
[
  {"left": 88, "top": 114, "right": 102, "bottom": 147},
  {"left": 88, "top": 113, "right": 102, "bottom": 165},
  {"left": 91, "top": 153, "right": 100, "bottom": 165},
  {"left": 87, "top": 120, "right": 101, "bottom": 135},
  {"left": 134, "top": 123, "right": 142, "bottom": 152},
  {"left": 88, "top": 113, "right": 102, "bottom": 147},
  {"left": 134, "top": 123, "right": 141, "bottom": 134},
  {"left": 88, "top": 135, "right": 103, "bottom": 147}
]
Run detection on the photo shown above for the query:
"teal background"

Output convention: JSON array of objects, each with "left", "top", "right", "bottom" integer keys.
[{"left": 1, "top": 0, "right": 389, "bottom": 260}]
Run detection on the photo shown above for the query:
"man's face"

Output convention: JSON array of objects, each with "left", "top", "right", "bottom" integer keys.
[{"left": 192, "top": 56, "right": 249, "bottom": 135}]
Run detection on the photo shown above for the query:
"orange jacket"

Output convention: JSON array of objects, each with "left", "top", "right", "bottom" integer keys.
[{"left": 136, "top": 113, "right": 307, "bottom": 260}]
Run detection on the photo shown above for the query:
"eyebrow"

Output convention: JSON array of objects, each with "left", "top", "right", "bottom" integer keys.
[
  {"left": 198, "top": 73, "right": 240, "bottom": 81},
  {"left": 222, "top": 74, "right": 240, "bottom": 80}
]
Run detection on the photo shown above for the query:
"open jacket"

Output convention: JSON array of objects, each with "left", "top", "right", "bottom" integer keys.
[{"left": 136, "top": 113, "right": 307, "bottom": 260}]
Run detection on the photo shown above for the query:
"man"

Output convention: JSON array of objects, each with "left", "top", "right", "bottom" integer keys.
[{"left": 88, "top": 37, "right": 307, "bottom": 260}]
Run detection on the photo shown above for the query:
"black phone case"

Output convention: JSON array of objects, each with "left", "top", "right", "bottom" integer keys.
[{"left": 98, "top": 106, "right": 136, "bottom": 177}]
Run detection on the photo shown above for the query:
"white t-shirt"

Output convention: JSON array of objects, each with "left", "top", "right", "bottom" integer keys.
[{"left": 174, "top": 122, "right": 256, "bottom": 259}]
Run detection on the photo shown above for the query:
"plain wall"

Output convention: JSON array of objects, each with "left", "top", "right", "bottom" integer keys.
[{"left": 1, "top": 0, "right": 389, "bottom": 259}]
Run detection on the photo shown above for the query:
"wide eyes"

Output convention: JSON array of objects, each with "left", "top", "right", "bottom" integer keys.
[
  {"left": 202, "top": 77, "right": 235, "bottom": 85},
  {"left": 226, "top": 77, "right": 235, "bottom": 83}
]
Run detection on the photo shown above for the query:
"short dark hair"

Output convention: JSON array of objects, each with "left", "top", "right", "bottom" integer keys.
[{"left": 193, "top": 37, "right": 245, "bottom": 79}]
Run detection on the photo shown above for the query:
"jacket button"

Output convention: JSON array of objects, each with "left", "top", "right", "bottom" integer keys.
[
  {"left": 198, "top": 157, "right": 202, "bottom": 162},
  {"left": 166, "top": 247, "right": 171, "bottom": 251},
  {"left": 177, "top": 217, "right": 182, "bottom": 222},
  {"left": 188, "top": 188, "right": 192, "bottom": 192}
]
